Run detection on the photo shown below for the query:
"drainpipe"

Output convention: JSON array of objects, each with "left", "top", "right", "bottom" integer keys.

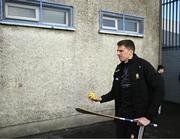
[{"left": 159, "top": 0, "right": 162, "bottom": 65}]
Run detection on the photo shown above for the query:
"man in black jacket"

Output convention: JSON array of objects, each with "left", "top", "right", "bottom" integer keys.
[{"left": 91, "top": 40, "right": 165, "bottom": 138}]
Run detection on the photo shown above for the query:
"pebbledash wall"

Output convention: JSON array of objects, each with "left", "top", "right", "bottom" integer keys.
[{"left": 0, "top": 0, "right": 161, "bottom": 137}]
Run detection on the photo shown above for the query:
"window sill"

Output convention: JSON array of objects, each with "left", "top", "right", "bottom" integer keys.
[
  {"left": 0, "top": 20, "right": 75, "bottom": 31},
  {"left": 99, "top": 29, "right": 144, "bottom": 38}
]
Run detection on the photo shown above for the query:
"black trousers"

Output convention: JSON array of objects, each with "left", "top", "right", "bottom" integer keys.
[{"left": 115, "top": 120, "right": 140, "bottom": 138}]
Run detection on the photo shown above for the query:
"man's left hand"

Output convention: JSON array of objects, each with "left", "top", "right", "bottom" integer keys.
[{"left": 134, "top": 117, "right": 150, "bottom": 126}]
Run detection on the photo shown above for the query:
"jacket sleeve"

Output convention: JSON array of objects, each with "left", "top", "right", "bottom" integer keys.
[
  {"left": 100, "top": 82, "right": 115, "bottom": 103},
  {"left": 100, "top": 66, "right": 119, "bottom": 103},
  {"left": 143, "top": 61, "right": 165, "bottom": 121}
]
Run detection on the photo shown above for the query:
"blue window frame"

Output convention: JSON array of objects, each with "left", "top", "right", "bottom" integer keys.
[
  {"left": 99, "top": 10, "right": 144, "bottom": 37},
  {"left": 0, "top": 0, "right": 75, "bottom": 30},
  {"left": 0, "top": 0, "right": 2, "bottom": 20}
]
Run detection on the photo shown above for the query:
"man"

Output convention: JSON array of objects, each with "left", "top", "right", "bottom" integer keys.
[
  {"left": 157, "top": 65, "right": 165, "bottom": 75},
  {"left": 157, "top": 65, "right": 165, "bottom": 115},
  {"left": 91, "top": 40, "right": 165, "bottom": 138}
]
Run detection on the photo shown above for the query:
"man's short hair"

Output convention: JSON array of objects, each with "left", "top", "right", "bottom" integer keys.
[
  {"left": 157, "top": 65, "right": 165, "bottom": 71},
  {"left": 117, "top": 40, "right": 135, "bottom": 52}
]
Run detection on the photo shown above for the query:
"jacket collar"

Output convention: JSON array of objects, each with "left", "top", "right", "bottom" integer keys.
[
  {"left": 120, "top": 53, "right": 139, "bottom": 65},
  {"left": 129, "top": 53, "right": 139, "bottom": 63}
]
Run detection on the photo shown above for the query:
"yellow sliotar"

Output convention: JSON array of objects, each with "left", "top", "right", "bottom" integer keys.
[{"left": 88, "top": 91, "right": 96, "bottom": 100}]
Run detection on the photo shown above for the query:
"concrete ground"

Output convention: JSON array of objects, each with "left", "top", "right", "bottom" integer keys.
[{"left": 23, "top": 101, "right": 180, "bottom": 138}]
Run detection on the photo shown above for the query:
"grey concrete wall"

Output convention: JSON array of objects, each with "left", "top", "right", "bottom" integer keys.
[
  {"left": 162, "top": 49, "right": 180, "bottom": 103},
  {"left": 0, "top": 0, "right": 161, "bottom": 137}
]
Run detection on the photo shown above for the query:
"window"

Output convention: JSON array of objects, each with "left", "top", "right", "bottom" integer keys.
[
  {"left": 102, "top": 17, "right": 118, "bottom": 30},
  {"left": 5, "top": 3, "right": 39, "bottom": 21},
  {"left": 42, "top": 8, "right": 68, "bottom": 25},
  {"left": 0, "top": 0, "right": 75, "bottom": 30},
  {"left": 125, "top": 19, "right": 138, "bottom": 32},
  {"left": 100, "top": 10, "right": 144, "bottom": 37}
]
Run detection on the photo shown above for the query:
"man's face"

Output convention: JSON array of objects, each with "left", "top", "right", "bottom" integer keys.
[
  {"left": 117, "top": 45, "right": 133, "bottom": 62},
  {"left": 158, "top": 69, "right": 165, "bottom": 74}
]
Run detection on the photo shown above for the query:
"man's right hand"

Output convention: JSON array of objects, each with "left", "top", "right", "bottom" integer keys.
[
  {"left": 88, "top": 92, "right": 102, "bottom": 102},
  {"left": 90, "top": 96, "right": 102, "bottom": 102}
]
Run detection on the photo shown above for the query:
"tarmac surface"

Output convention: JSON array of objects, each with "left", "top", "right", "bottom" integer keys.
[{"left": 23, "top": 101, "right": 180, "bottom": 138}]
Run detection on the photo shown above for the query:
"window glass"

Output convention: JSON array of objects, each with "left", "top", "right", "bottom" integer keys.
[
  {"left": 125, "top": 19, "right": 138, "bottom": 32},
  {"left": 103, "top": 18, "right": 115, "bottom": 28},
  {"left": 42, "top": 8, "right": 67, "bottom": 24},
  {"left": 7, "top": 5, "right": 36, "bottom": 19}
]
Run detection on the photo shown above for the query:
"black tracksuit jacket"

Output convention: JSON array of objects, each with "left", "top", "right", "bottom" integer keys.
[{"left": 101, "top": 54, "right": 165, "bottom": 121}]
